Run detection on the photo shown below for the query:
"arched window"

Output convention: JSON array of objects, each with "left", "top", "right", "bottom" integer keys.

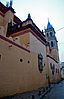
[
  {"left": 50, "top": 32, "right": 52, "bottom": 37},
  {"left": 51, "top": 41, "right": 53, "bottom": 47},
  {"left": 47, "top": 33, "right": 49, "bottom": 37}
]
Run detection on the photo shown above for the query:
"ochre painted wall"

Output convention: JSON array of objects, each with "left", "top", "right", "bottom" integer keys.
[
  {"left": 0, "top": 15, "right": 3, "bottom": 26},
  {"left": 51, "top": 49, "right": 59, "bottom": 62},
  {"left": 47, "top": 57, "right": 61, "bottom": 83},
  {"left": 0, "top": 10, "right": 14, "bottom": 36},
  {"left": 0, "top": 6, "right": 61, "bottom": 97},
  {"left": 20, "top": 32, "right": 30, "bottom": 49},
  {"left": 0, "top": 36, "right": 48, "bottom": 97}
]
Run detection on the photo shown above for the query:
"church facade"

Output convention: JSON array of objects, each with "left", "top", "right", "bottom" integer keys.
[{"left": 0, "top": 2, "right": 61, "bottom": 97}]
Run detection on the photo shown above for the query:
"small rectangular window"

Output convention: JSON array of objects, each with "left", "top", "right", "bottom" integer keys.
[
  {"left": 0, "top": 55, "right": 1, "bottom": 60},
  {"left": 50, "top": 63, "right": 52, "bottom": 69},
  {"left": 56, "top": 68, "right": 57, "bottom": 73},
  {"left": 47, "top": 33, "right": 49, "bottom": 37}
]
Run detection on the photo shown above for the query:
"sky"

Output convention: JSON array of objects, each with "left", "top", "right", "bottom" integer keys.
[{"left": 1, "top": 0, "right": 64, "bottom": 62}]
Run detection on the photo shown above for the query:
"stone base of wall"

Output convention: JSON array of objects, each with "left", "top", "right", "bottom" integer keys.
[
  {"left": 0, "top": 80, "right": 62, "bottom": 99},
  {"left": 0, "top": 86, "right": 51, "bottom": 99}
]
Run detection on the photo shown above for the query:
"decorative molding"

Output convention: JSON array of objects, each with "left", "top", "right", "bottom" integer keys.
[
  {"left": 47, "top": 54, "right": 58, "bottom": 63},
  {"left": 0, "top": 11, "right": 4, "bottom": 17},
  {"left": 10, "top": 28, "right": 46, "bottom": 46},
  {"left": 0, "top": 35, "right": 30, "bottom": 53}
]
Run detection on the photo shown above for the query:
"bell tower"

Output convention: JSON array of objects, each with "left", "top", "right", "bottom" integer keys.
[{"left": 45, "top": 20, "right": 59, "bottom": 61}]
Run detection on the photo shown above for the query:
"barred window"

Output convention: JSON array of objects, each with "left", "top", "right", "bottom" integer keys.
[
  {"left": 56, "top": 68, "right": 57, "bottom": 73},
  {"left": 53, "top": 64, "right": 55, "bottom": 71},
  {"left": 0, "top": 55, "right": 1, "bottom": 60},
  {"left": 38, "top": 54, "right": 43, "bottom": 73},
  {"left": 50, "top": 63, "right": 52, "bottom": 69},
  {"left": 52, "top": 71, "right": 54, "bottom": 75}
]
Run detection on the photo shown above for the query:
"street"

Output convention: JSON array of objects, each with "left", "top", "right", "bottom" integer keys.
[{"left": 42, "top": 80, "right": 64, "bottom": 99}]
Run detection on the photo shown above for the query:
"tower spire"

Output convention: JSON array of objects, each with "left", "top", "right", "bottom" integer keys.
[
  {"left": 10, "top": 0, "right": 13, "bottom": 7},
  {"left": 6, "top": 1, "right": 9, "bottom": 7},
  {"left": 47, "top": 19, "right": 53, "bottom": 29},
  {"left": 48, "top": 18, "right": 49, "bottom": 23}
]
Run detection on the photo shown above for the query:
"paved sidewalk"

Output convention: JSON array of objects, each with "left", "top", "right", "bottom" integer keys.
[{"left": 42, "top": 80, "right": 64, "bottom": 99}]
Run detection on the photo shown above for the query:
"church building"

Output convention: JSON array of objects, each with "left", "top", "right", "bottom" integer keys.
[{"left": 0, "top": 1, "right": 61, "bottom": 98}]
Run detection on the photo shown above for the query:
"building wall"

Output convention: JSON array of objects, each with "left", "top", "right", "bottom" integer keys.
[
  {"left": 61, "top": 62, "right": 64, "bottom": 79},
  {"left": 0, "top": 10, "right": 14, "bottom": 36},
  {"left": 47, "top": 57, "right": 61, "bottom": 83},
  {"left": 61, "top": 68, "right": 64, "bottom": 79},
  {"left": 20, "top": 32, "right": 30, "bottom": 49},
  {"left": 0, "top": 14, "right": 3, "bottom": 26},
  {"left": 51, "top": 49, "right": 59, "bottom": 61},
  {"left": 0, "top": 35, "right": 48, "bottom": 97},
  {"left": 4, "top": 10, "right": 14, "bottom": 24},
  {"left": 12, "top": 31, "right": 30, "bottom": 49},
  {"left": 11, "top": 29, "right": 47, "bottom": 60},
  {"left": 30, "top": 33, "right": 46, "bottom": 59},
  {"left": 0, "top": 3, "right": 61, "bottom": 98},
  {"left": 0, "top": 26, "right": 5, "bottom": 36},
  {"left": 22, "top": 20, "right": 33, "bottom": 27}
]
